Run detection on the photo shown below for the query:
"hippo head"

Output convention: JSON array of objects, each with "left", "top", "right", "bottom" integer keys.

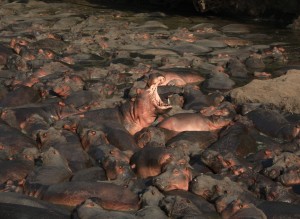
[{"left": 147, "top": 76, "right": 172, "bottom": 113}]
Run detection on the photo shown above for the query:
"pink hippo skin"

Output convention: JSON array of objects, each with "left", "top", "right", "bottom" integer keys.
[
  {"left": 157, "top": 113, "right": 232, "bottom": 134},
  {"left": 120, "top": 78, "right": 172, "bottom": 135},
  {"left": 148, "top": 71, "right": 204, "bottom": 87}
]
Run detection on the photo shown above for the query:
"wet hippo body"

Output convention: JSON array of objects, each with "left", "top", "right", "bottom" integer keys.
[
  {"left": 221, "top": 200, "right": 267, "bottom": 219},
  {"left": 1, "top": 1, "right": 300, "bottom": 218},
  {"left": 183, "top": 86, "right": 224, "bottom": 111},
  {"left": 257, "top": 201, "right": 300, "bottom": 219},
  {"left": 166, "top": 131, "right": 218, "bottom": 157},
  {"left": 37, "top": 128, "right": 90, "bottom": 172},
  {"left": 190, "top": 174, "right": 259, "bottom": 204},
  {"left": 119, "top": 82, "right": 172, "bottom": 135},
  {"left": 24, "top": 147, "right": 73, "bottom": 197},
  {"left": 209, "top": 122, "right": 258, "bottom": 158},
  {"left": 64, "top": 81, "right": 172, "bottom": 151},
  {"left": 0, "top": 43, "right": 14, "bottom": 65},
  {"left": 0, "top": 121, "right": 37, "bottom": 157},
  {"left": 0, "top": 192, "right": 70, "bottom": 218},
  {"left": 134, "top": 126, "right": 172, "bottom": 148},
  {"left": 73, "top": 199, "right": 137, "bottom": 219},
  {"left": 0, "top": 203, "right": 69, "bottom": 219},
  {"left": 0, "top": 158, "right": 34, "bottom": 185},
  {"left": 130, "top": 146, "right": 172, "bottom": 179},
  {"left": 247, "top": 108, "right": 300, "bottom": 140},
  {"left": 70, "top": 166, "right": 107, "bottom": 182},
  {"left": 157, "top": 113, "right": 232, "bottom": 134},
  {"left": 148, "top": 71, "right": 205, "bottom": 87},
  {"left": 0, "top": 85, "right": 41, "bottom": 107},
  {"left": 153, "top": 163, "right": 192, "bottom": 191},
  {"left": 1, "top": 103, "right": 60, "bottom": 131},
  {"left": 42, "top": 181, "right": 140, "bottom": 211},
  {"left": 159, "top": 190, "right": 220, "bottom": 219},
  {"left": 263, "top": 152, "right": 300, "bottom": 183}
]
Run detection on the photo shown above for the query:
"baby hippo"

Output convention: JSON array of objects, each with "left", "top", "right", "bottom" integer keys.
[{"left": 130, "top": 146, "right": 172, "bottom": 179}]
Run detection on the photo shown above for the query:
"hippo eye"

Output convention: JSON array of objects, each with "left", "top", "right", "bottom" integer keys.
[
  {"left": 110, "top": 150, "right": 115, "bottom": 155},
  {"left": 89, "top": 130, "right": 96, "bottom": 136},
  {"left": 118, "top": 166, "right": 123, "bottom": 170},
  {"left": 42, "top": 133, "right": 47, "bottom": 138},
  {"left": 239, "top": 204, "right": 244, "bottom": 209},
  {"left": 173, "top": 169, "right": 179, "bottom": 174}
]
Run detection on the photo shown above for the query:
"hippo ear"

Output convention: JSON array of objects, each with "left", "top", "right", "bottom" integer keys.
[
  {"left": 136, "top": 88, "right": 144, "bottom": 95},
  {"left": 187, "top": 168, "right": 193, "bottom": 181}
]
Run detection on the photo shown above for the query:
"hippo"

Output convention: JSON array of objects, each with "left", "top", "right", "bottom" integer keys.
[
  {"left": 0, "top": 157, "right": 34, "bottom": 185},
  {"left": 220, "top": 199, "right": 267, "bottom": 219},
  {"left": 0, "top": 203, "right": 69, "bottom": 219},
  {"left": 0, "top": 85, "right": 41, "bottom": 107},
  {"left": 24, "top": 147, "right": 73, "bottom": 197},
  {"left": 157, "top": 112, "right": 232, "bottom": 135},
  {"left": 166, "top": 131, "right": 218, "bottom": 157},
  {"left": 257, "top": 201, "right": 300, "bottom": 218},
  {"left": 0, "top": 43, "right": 14, "bottom": 65},
  {"left": 73, "top": 199, "right": 137, "bottom": 219},
  {"left": 159, "top": 190, "right": 220, "bottom": 219},
  {"left": 37, "top": 128, "right": 90, "bottom": 172},
  {"left": 120, "top": 80, "right": 172, "bottom": 135},
  {"left": 147, "top": 70, "right": 204, "bottom": 87},
  {"left": 159, "top": 195, "right": 207, "bottom": 218},
  {"left": 140, "top": 186, "right": 165, "bottom": 207},
  {"left": 0, "top": 192, "right": 70, "bottom": 218},
  {"left": 130, "top": 146, "right": 172, "bottom": 179},
  {"left": 134, "top": 126, "right": 170, "bottom": 148},
  {"left": 190, "top": 174, "right": 258, "bottom": 204},
  {"left": 183, "top": 85, "right": 224, "bottom": 111},
  {"left": 208, "top": 122, "right": 258, "bottom": 158},
  {"left": 75, "top": 78, "right": 172, "bottom": 140},
  {"left": 263, "top": 152, "right": 300, "bottom": 180},
  {"left": 247, "top": 108, "right": 300, "bottom": 141},
  {"left": 0, "top": 121, "right": 37, "bottom": 158},
  {"left": 279, "top": 166, "right": 300, "bottom": 186},
  {"left": 153, "top": 163, "right": 192, "bottom": 191},
  {"left": 135, "top": 206, "right": 168, "bottom": 219},
  {"left": 42, "top": 181, "right": 140, "bottom": 211},
  {"left": 71, "top": 166, "right": 107, "bottom": 182}
]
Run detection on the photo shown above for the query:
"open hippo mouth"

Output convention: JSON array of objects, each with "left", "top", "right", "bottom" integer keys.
[{"left": 149, "top": 82, "right": 172, "bottom": 110}]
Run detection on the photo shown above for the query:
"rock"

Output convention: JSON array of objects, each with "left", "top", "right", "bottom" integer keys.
[{"left": 229, "top": 69, "right": 300, "bottom": 113}]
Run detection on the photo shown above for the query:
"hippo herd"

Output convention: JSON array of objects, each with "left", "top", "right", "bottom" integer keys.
[{"left": 0, "top": 0, "right": 300, "bottom": 218}]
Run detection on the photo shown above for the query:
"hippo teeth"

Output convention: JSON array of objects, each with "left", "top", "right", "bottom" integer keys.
[{"left": 149, "top": 85, "right": 171, "bottom": 109}]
